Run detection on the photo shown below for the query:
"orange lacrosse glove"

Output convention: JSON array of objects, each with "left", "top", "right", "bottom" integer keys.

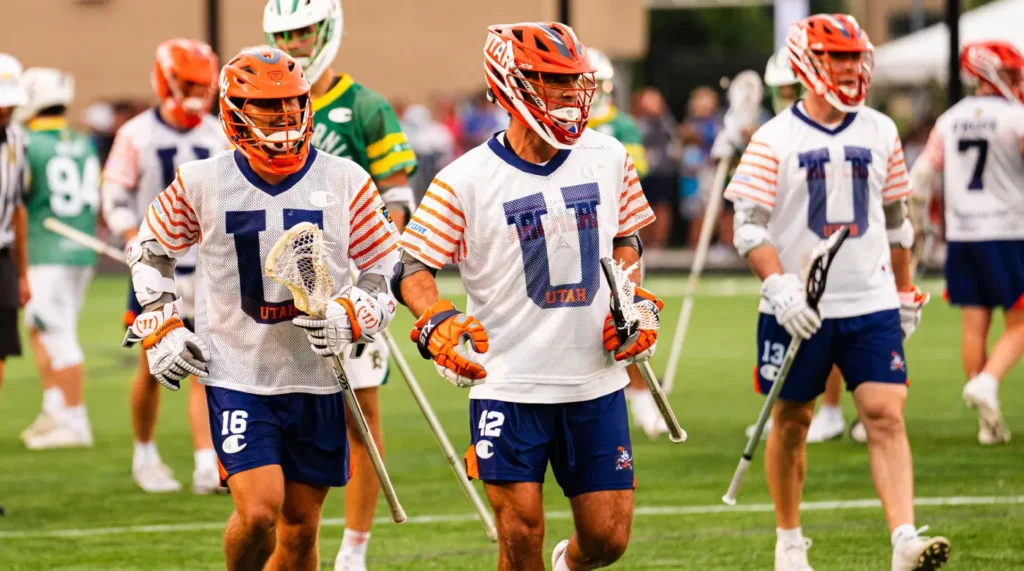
[
  {"left": 603, "top": 286, "right": 664, "bottom": 363},
  {"left": 411, "top": 300, "right": 489, "bottom": 388}
]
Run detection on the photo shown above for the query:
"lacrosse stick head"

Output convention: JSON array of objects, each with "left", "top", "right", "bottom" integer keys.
[
  {"left": 264, "top": 221, "right": 335, "bottom": 317},
  {"left": 600, "top": 257, "right": 658, "bottom": 348},
  {"left": 799, "top": 226, "right": 850, "bottom": 311}
]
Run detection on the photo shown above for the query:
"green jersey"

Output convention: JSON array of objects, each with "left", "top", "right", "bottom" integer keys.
[
  {"left": 589, "top": 106, "right": 649, "bottom": 178},
  {"left": 24, "top": 118, "right": 100, "bottom": 267},
  {"left": 310, "top": 73, "right": 417, "bottom": 180}
]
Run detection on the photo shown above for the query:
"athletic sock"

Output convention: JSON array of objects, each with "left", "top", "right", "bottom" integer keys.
[
  {"left": 341, "top": 528, "right": 371, "bottom": 559},
  {"left": 42, "top": 388, "right": 65, "bottom": 417},
  {"left": 554, "top": 551, "right": 571, "bottom": 571},
  {"left": 891, "top": 523, "right": 917, "bottom": 546},
  {"left": 194, "top": 448, "right": 218, "bottom": 473},
  {"left": 777, "top": 527, "right": 804, "bottom": 544},
  {"left": 819, "top": 404, "right": 843, "bottom": 421},
  {"left": 66, "top": 405, "right": 89, "bottom": 432},
  {"left": 133, "top": 441, "right": 158, "bottom": 468}
]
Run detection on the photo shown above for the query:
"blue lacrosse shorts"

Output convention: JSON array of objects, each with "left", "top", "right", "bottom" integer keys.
[
  {"left": 464, "top": 389, "right": 635, "bottom": 498},
  {"left": 945, "top": 240, "right": 1024, "bottom": 310},
  {"left": 754, "top": 309, "right": 908, "bottom": 403},
  {"left": 207, "top": 386, "right": 349, "bottom": 487}
]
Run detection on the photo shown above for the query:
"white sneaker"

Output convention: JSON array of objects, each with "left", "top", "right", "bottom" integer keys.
[
  {"left": 133, "top": 461, "right": 182, "bottom": 493},
  {"left": 631, "top": 390, "right": 668, "bottom": 440},
  {"left": 892, "top": 526, "right": 950, "bottom": 571},
  {"left": 20, "top": 412, "right": 56, "bottom": 443},
  {"left": 805, "top": 408, "right": 845, "bottom": 443},
  {"left": 192, "top": 466, "right": 227, "bottom": 495},
  {"left": 849, "top": 420, "right": 868, "bottom": 444},
  {"left": 745, "top": 418, "right": 773, "bottom": 440},
  {"left": 334, "top": 549, "right": 367, "bottom": 571},
  {"left": 962, "top": 375, "right": 1010, "bottom": 445},
  {"left": 775, "top": 537, "right": 814, "bottom": 571},
  {"left": 24, "top": 424, "right": 93, "bottom": 450},
  {"left": 551, "top": 539, "right": 569, "bottom": 570}
]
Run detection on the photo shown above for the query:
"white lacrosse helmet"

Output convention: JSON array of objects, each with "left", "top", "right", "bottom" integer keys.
[
  {"left": 14, "top": 68, "right": 74, "bottom": 123},
  {"left": 263, "top": 0, "right": 343, "bottom": 85},
  {"left": 764, "top": 46, "right": 803, "bottom": 114},
  {"left": 0, "top": 53, "right": 27, "bottom": 109},
  {"left": 588, "top": 47, "right": 615, "bottom": 119}
]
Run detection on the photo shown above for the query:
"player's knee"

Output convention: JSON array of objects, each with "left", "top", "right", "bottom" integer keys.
[
  {"left": 236, "top": 503, "right": 280, "bottom": 536},
  {"left": 773, "top": 402, "right": 814, "bottom": 443},
  {"left": 276, "top": 516, "right": 319, "bottom": 553},
  {"left": 494, "top": 510, "right": 545, "bottom": 550},
  {"left": 859, "top": 402, "right": 905, "bottom": 436},
  {"left": 577, "top": 523, "right": 631, "bottom": 565}
]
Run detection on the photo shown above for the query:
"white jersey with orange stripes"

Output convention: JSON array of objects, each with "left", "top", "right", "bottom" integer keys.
[
  {"left": 918, "top": 95, "right": 1024, "bottom": 241},
  {"left": 725, "top": 103, "right": 910, "bottom": 319},
  {"left": 137, "top": 148, "right": 400, "bottom": 395},
  {"left": 400, "top": 129, "right": 655, "bottom": 404},
  {"left": 103, "top": 109, "right": 229, "bottom": 267}
]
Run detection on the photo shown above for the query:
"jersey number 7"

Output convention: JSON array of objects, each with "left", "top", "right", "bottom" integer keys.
[{"left": 800, "top": 146, "right": 871, "bottom": 239}]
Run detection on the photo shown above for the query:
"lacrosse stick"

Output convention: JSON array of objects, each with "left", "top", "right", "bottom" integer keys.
[
  {"left": 44, "top": 217, "right": 126, "bottom": 264},
  {"left": 344, "top": 266, "right": 497, "bottom": 541},
  {"left": 601, "top": 257, "right": 687, "bottom": 443},
  {"left": 721, "top": 226, "right": 850, "bottom": 506},
  {"left": 265, "top": 222, "right": 406, "bottom": 523},
  {"left": 662, "top": 70, "right": 765, "bottom": 395}
]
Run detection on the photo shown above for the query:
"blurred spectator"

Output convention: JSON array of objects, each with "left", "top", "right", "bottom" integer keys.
[
  {"left": 460, "top": 90, "right": 508, "bottom": 150},
  {"left": 431, "top": 94, "right": 464, "bottom": 157},
  {"left": 633, "top": 87, "right": 679, "bottom": 251},
  {"left": 677, "top": 122, "right": 705, "bottom": 248},
  {"left": 401, "top": 104, "right": 455, "bottom": 203}
]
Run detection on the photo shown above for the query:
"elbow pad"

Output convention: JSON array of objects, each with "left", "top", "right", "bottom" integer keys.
[
  {"left": 393, "top": 249, "right": 439, "bottom": 307},
  {"left": 888, "top": 218, "right": 915, "bottom": 249},
  {"left": 733, "top": 198, "right": 772, "bottom": 257},
  {"left": 380, "top": 185, "right": 416, "bottom": 220},
  {"left": 612, "top": 233, "right": 643, "bottom": 257},
  {"left": 128, "top": 240, "right": 178, "bottom": 309}
]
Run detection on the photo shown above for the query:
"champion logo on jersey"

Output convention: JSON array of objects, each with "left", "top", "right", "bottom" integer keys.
[
  {"left": 889, "top": 351, "right": 906, "bottom": 372},
  {"left": 327, "top": 107, "right": 352, "bottom": 123},
  {"left": 581, "top": 163, "right": 606, "bottom": 179},
  {"left": 308, "top": 191, "right": 339, "bottom": 208}
]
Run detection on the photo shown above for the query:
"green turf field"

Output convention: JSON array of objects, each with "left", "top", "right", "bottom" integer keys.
[{"left": 0, "top": 273, "right": 1021, "bottom": 570}]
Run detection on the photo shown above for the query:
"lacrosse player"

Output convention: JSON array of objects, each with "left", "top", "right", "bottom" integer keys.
[
  {"left": 745, "top": 47, "right": 858, "bottom": 445},
  {"left": 724, "top": 15, "right": 948, "bottom": 571},
  {"left": 17, "top": 68, "right": 98, "bottom": 450},
  {"left": 100, "top": 39, "right": 229, "bottom": 494},
  {"left": 396, "top": 23, "right": 660, "bottom": 571},
  {"left": 124, "top": 47, "right": 400, "bottom": 570},
  {"left": 263, "top": 1, "right": 418, "bottom": 566},
  {"left": 910, "top": 41, "right": 1024, "bottom": 446}
]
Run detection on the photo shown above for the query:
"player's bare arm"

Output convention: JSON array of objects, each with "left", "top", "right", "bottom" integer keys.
[{"left": 396, "top": 255, "right": 488, "bottom": 388}]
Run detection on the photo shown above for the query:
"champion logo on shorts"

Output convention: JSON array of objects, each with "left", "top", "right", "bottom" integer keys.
[
  {"left": 222, "top": 434, "right": 247, "bottom": 454},
  {"left": 615, "top": 446, "right": 633, "bottom": 471},
  {"left": 890, "top": 351, "right": 906, "bottom": 372}
]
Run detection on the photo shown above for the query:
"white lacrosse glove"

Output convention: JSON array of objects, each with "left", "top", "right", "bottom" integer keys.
[
  {"left": 123, "top": 299, "right": 208, "bottom": 391},
  {"left": 292, "top": 286, "right": 397, "bottom": 357},
  {"left": 761, "top": 273, "right": 822, "bottom": 340},
  {"left": 898, "top": 286, "right": 930, "bottom": 340}
]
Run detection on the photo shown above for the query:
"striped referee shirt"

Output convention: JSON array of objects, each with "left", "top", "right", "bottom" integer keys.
[{"left": 0, "top": 124, "right": 26, "bottom": 249}]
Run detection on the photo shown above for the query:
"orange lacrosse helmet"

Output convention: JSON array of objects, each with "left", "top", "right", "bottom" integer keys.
[
  {"left": 483, "top": 22, "right": 596, "bottom": 149},
  {"left": 787, "top": 14, "right": 874, "bottom": 113},
  {"left": 961, "top": 41, "right": 1024, "bottom": 103},
  {"left": 152, "top": 39, "right": 219, "bottom": 128},
  {"left": 218, "top": 47, "right": 313, "bottom": 175}
]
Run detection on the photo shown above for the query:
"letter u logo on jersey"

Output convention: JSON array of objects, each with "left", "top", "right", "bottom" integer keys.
[{"left": 503, "top": 183, "right": 601, "bottom": 309}]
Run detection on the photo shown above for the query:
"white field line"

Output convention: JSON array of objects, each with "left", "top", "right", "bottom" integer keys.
[{"left": 0, "top": 495, "right": 1020, "bottom": 540}]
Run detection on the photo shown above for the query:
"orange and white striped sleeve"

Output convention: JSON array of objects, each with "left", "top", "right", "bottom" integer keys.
[
  {"left": 348, "top": 176, "right": 400, "bottom": 270},
  {"left": 724, "top": 139, "right": 778, "bottom": 210},
  {"left": 617, "top": 152, "right": 655, "bottom": 237},
  {"left": 882, "top": 135, "right": 912, "bottom": 203},
  {"left": 399, "top": 178, "right": 466, "bottom": 270},
  {"left": 143, "top": 171, "right": 200, "bottom": 256}
]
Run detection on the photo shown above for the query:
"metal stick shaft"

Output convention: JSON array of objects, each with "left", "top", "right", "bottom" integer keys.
[{"left": 637, "top": 360, "right": 687, "bottom": 443}]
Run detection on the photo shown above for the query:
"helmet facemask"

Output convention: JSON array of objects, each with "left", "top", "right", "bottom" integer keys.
[
  {"left": 267, "top": 19, "right": 333, "bottom": 76},
  {"left": 222, "top": 94, "right": 312, "bottom": 174},
  {"left": 803, "top": 49, "right": 873, "bottom": 113},
  {"left": 505, "top": 69, "right": 596, "bottom": 149}
]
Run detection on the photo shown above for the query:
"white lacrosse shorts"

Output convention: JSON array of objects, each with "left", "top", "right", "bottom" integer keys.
[
  {"left": 24, "top": 265, "right": 94, "bottom": 370},
  {"left": 341, "top": 336, "right": 390, "bottom": 390}
]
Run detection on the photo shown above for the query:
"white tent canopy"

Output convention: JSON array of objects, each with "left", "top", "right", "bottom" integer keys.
[{"left": 873, "top": 0, "right": 1024, "bottom": 85}]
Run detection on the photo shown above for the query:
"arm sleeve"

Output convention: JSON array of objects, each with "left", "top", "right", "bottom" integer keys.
[
  {"left": 617, "top": 152, "right": 655, "bottom": 237},
  {"left": 348, "top": 176, "right": 401, "bottom": 270},
  {"left": 398, "top": 177, "right": 467, "bottom": 269},
  {"left": 723, "top": 139, "right": 778, "bottom": 210},
  {"left": 140, "top": 170, "right": 201, "bottom": 257},
  {"left": 360, "top": 100, "right": 417, "bottom": 181},
  {"left": 882, "top": 135, "right": 912, "bottom": 204}
]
